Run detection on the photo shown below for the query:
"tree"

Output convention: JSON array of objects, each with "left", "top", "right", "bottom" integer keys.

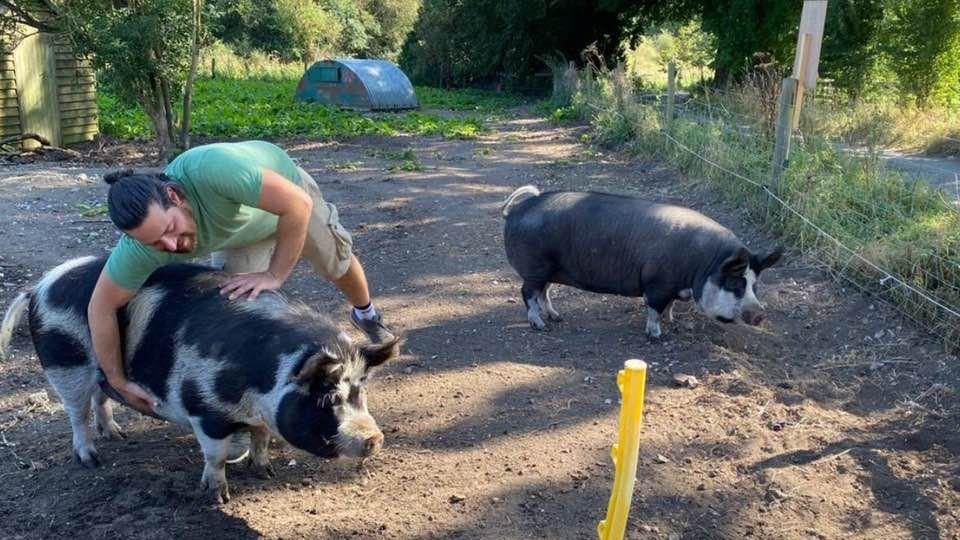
[
  {"left": 356, "top": 0, "right": 421, "bottom": 59},
  {"left": 400, "top": 0, "right": 650, "bottom": 90},
  {"left": 59, "top": 0, "right": 202, "bottom": 155},
  {"left": 208, "top": 0, "right": 420, "bottom": 62},
  {"left": 209, "top": 0, "right": 339, "bottom": 63},
  {"left": 1, "top": 0, "right": 204, "bottom": 154},
  {"left": 818, "top": 0, "right": 885, "bottom": 98},
  {"left": 880, "top": 0, "right": 960, "bottom": 105}
]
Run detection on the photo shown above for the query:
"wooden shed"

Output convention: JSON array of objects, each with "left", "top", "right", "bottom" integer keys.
[{"left": 1, "top": 28, "right": 98, "bottom": 149}]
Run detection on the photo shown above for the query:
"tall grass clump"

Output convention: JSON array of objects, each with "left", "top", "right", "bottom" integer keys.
[
  {"left": 548, "top": 65, "right": 960, "bottom": 347},
  {"left": 199, "top": 41, "right": 305, "bottom": 81},
  {"left": 808, "top": 92, "right": 960, "bottom": 156}
]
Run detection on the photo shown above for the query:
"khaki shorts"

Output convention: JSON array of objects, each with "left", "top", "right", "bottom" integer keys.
[{"left": 209, "top": 167, "right": 354, "bottom": 280}]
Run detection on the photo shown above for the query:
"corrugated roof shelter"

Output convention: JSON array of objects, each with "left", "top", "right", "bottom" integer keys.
[
  {"left": 295, "top": 59, "right": 418, "bottom": 111},
  {"left": 1, "top": 15, "right": 98, "bottom": 149}
]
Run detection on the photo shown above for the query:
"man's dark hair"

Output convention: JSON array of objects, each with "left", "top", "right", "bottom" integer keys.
[{"left": 103, "top": 169, "right": 185, "bottom": 230}]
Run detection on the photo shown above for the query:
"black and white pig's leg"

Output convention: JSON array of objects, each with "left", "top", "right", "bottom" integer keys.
[
  {"left": 92, "top": 387, "right": 124, "bottom": 440},
  {"left": 45, "top": 367, "right": 100, "bottom": 467},
  {"left": 192, "top": 423, "right": 233, "bottom": 504},
  {"left": 246, "top": 425, "right": 275, "bottom": 479},
  {"left": 662, "top": 300, "right": 675, "bottom": 324},
  {"left": 521, "top": 280, "right": 548, "bottom": 330},
  {"left": 537, "top": 284, "right": 562, "bottom": 322},
  {"left": 644, "top": 292, "right": 675, "bottom": 338}
]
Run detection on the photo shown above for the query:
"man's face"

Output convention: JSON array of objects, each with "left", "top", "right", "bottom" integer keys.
[{"left": 128, "top": 195, "right": 197, "bottom": 254}]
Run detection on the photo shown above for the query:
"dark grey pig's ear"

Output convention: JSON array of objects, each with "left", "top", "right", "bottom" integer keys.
[
  {"left": 361, "top": 338, "right": 401, "bottom": 371},
  {"left": 721, "top": 247, "right": 750, "bottom": 276},
  {"left": 753, "top": 246, "right": 784, "bottom": 273},
  {"left": 292, "top": 349, "right": 343, "bottom": 384}
]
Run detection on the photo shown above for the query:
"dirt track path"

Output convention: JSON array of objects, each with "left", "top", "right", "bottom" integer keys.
[{"left": 0, "top": 113, "right": 958, "bottom": 539}]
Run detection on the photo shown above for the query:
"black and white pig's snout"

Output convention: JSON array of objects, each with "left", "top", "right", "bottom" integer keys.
[{"left": 336, "top": 413, "right": 385, "bottom": 458}]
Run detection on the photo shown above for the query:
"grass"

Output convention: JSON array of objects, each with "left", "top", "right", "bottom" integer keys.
[
  {"left": 809, "top": 97, "right": 960, "bottom": 156},
  {"left": 548, "top": 65, "right": 960, "bottom": 347},
  {"left": 98, "top": 79, "right": 496, "bottom": 142},
  {"left": 415, "top": 86, "right": 528, "bottom": 113}
]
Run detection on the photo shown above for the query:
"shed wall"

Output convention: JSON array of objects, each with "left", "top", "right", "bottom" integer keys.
[
  {"left": 0, "top": 50, "right": 21, "bottom": 141},
  {"left": 54, "top": 35, "right": 97, "bottom": 145}
]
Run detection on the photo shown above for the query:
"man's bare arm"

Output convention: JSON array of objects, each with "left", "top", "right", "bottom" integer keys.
[{"left": 88, "top": 270, "right": 155, "bottom": 413}]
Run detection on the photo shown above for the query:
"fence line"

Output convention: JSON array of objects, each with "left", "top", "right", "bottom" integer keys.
[
  {"left": 659, "top": 129, "right": 960, "bottom": 323},
  {"left": 562, "top": 65, "right": 958, "bottom": 345}
]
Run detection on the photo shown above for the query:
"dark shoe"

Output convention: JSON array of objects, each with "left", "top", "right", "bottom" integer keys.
[
  {"left": 350, "top": 310, "right": 396, "bottom": 344},
  {"left": 226, "top": 431, "right": 251, "bottom": 464}
]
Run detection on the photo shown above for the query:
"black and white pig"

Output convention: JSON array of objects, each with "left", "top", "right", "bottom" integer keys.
[
  {"left": 501, "top": 186, "right": 783, "bottom": 337},
  {"left": 0, "top": 256, "right": 399, "bottom": 503}
]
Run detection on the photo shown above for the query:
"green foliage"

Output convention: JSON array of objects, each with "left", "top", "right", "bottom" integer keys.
[
  {"left": 819, "top": 0, "right": 886, "bottom": 97},
  {"left": 96, "top": 92, "right": 154, "bottom": 139},
  {"left": 209, "top": 0, "right": 420, "bottom": 61},
  {"left": 650, "top": 0, "right": 960, "bottom": 104},
  {"left": 98, "top": 79, "right": 488, "bottom": 140},
  {"left": 810, "top": 96, "right": 960, "bottom": 155},
  {"left": 356, "top": 0, "right": 422, "bottom": 59},
  {"left": 625, "top": 18, "right": 716, "bottom": 88},
  {"left": 200, "top": 41, "right": 306, "bottom": 80},
  {"left": 57, "top": 0, "right": 202, "bottom": 150},
  {"left": 535, "top": 101, "right": 579, "bottom": 124},
  {"left": 880, "top": 0, "right": 960, "bottom": 106},
  {"left": 75, "top": 202, "right": 109, "bottom": 217},
  {"left": 208, "top": 0, "right": 339, "bottom": 62},
  {"left": 383, "top": 149, "right": 425, "bottom": 172},
  {"left": 399, "top": 0, "right": 650, "bottom": 91},
  {"left": 62, "top": 0, "right": 195, "bottom": 109},
  {"left": 415, "top": 86, "right": 527, "bottom": 112}
]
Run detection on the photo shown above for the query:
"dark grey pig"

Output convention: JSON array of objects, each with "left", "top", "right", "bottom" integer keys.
[
  {"left": 0, "top": 256, "right": 399, "bottom": 503},
  {"left": 501, "top": 186, "right": 783, "bottom": 337}
]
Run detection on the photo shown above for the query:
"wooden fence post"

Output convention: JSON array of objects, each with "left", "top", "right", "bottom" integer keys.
[
  {"left": 770, "top": 77, "right": 798, "bottom": 193},
  {"left": 791, "top": 33, "right": 812, "bottom": 129},
  {"left": 664, "top": 61, "right": 677, "bottom": 129}
]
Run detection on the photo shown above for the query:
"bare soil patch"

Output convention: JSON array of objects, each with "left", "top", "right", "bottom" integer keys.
[{"left": 0, "top": 114, "right": 957, "bottom": 539}]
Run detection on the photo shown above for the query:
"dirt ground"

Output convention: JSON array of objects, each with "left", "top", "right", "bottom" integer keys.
[{"left": 0, "top": 112, "right": 958, "bottom": 540}]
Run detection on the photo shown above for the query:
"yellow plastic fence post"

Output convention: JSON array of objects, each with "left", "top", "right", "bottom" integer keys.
[{"left": 597, "top": 359, "right": 648, "bottom": 540}]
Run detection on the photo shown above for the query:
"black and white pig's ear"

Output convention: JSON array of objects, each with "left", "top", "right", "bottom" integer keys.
[
  {"left": 292, "top": 349, "right": 343, "bottom": 385},
  {"left": 721, "top": 247, "right": 751, "bottom": 276},
  {"left": 361, "top": 338, "right": 401, "bottom": 371},
  {"left": 752, "top": 245, "right": 784, "bottom": 273}
]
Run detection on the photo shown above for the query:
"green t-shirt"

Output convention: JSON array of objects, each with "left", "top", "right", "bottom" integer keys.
[{"left": 105, "top": 140, "right": 302, "bottom": 291}]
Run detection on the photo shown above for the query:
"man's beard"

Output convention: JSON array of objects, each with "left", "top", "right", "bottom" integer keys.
[{"left": 175, "top": 235, "right": 196, "bottom": 253}]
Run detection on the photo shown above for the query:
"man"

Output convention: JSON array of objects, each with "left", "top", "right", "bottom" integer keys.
[{"left": 89, "top": 140, "right": 394, "bottom": 414}]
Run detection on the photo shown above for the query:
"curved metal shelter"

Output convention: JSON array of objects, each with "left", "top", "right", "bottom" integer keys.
[{"left": 295, "top": 59, "right": 419, "bottom": 111}]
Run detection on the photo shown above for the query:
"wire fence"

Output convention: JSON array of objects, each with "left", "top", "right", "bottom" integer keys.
[{"left": 562, "top": 64, "right": 960, "bottom": 349}]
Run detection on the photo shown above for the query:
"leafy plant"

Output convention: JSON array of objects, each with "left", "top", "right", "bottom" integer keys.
[
  {"left": 75, "top": 202, "right": 109, "bottom": 217},
  {"left": 98, "top": 79, "right": 490, "bottom": 140}
]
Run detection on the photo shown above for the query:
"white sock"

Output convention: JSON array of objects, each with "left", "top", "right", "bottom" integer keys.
[{"left": 353, "top": 303, "right": 378, "bottom": 321}]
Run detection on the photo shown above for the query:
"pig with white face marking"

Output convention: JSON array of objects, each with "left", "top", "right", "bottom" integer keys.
[
  {"left": 0, "top": 257, "right": 399, "bottom": 503},
  {"left": 501, "top": 186, "right": 783, "bottom": 337}
]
